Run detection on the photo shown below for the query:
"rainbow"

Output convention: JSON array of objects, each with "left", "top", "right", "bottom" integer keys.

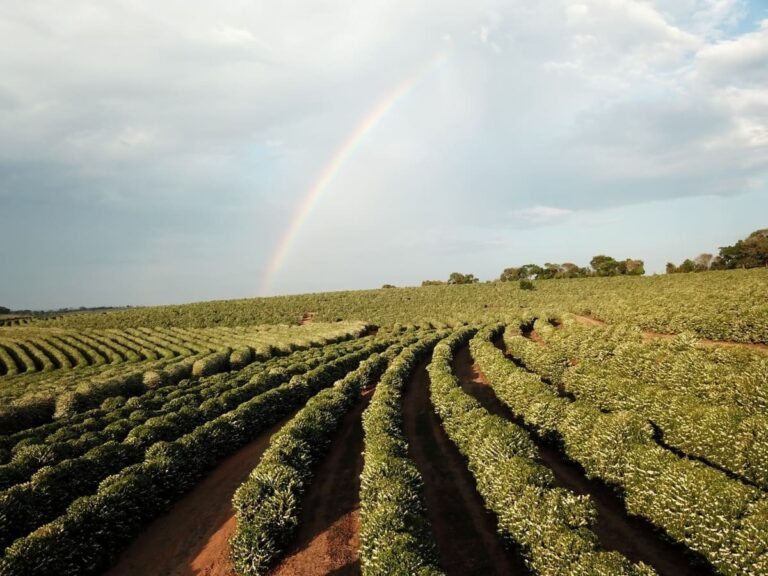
[{"left": 260, "top": 49, "right": 449, "bottom": 295}]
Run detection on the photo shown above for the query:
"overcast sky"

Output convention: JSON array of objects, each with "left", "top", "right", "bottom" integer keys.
[{"left": 1, "top": 1, "right": 767, "bottom": 309}]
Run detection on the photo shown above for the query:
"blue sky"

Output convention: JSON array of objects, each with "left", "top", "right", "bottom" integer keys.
[{"left": 1, "top": 0, "right": 767, "bottom": 309}]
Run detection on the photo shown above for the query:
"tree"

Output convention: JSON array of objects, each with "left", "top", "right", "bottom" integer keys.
[
  {"left": 499, "top": 267, "right": 519, "bottom": 282},
  {"left": 678, "top": 259, "right": 696, "bottom": 273},
  {"left": 538, "top": 263, "right": 561, "bottom": 280},
  {"left": 421, "top": 280, "right": 445, "bottom": 286},
  {"left": 716, "top": 229, "right": 768, "bottom": 269},
  {"left": 518, "top": 264, "right": 543, "bottom": 280},
  {"left": 560, "top": 262, "right": 587, "bottom": 278},
  {"left": 382, "top": 284, "right": 396, "bottom": 289},
  {"left": 694, "top": 253, "right": 713, "bottom": 272},
  {"left": 666, "top": 262, "right": 678, "bottom": 274},
  {"left": 740, "top": 229, "right": 768, "bottom": 268},
  {"left": 624, "top": 259, "right": 645, "bottom": 276},
  {"left": 0, "top": 306, "right": 10, "bottom": 315},
  {"left": 448, "top": 272, "right": 479, "bottom": 285},
  {"left": 590, "top": 255, "right": 620, "bottom": 277}
]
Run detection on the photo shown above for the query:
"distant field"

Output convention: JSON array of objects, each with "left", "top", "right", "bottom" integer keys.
[
  {"left": 36, "top": 268, "right": 768, "bottom": 343},
  {"left": 0, "top": 270, "right": 766, "bottom": 576}
]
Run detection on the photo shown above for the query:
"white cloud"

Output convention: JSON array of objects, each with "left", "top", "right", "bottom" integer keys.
[
  {"left": 694, "top": 19, "right": 768, "bottom": 84},
  {"left": 1, "top": 0, "right": 767, "bottom": 303},
  {"left": 510, "top": 205, "right": 574, "bottom": 225},
  {"left": 209, "top": 25, "right": 259, "bottom": 46}
]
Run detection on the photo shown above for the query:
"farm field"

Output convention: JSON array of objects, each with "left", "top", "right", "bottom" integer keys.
[{"left": 0, "top": 269, "right": 767, "bottom": 575}]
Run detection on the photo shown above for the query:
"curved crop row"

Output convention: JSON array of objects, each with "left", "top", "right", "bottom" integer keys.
[
  {"left": 0, "top": 337, "right": 387, "bottom": 546},
  {"left": 230, "top": 343, "right": 399, "bottom": 574},
  {"left": 0, "top": 323, "right": 369, "bottom": 435},
  {"left": 0, "top": 323, "right": 368, "bottom": 382},
  {"left": 504, "top": 319, "right": 768, "bottom": 489},
  {"left": 359, "top": 332, "right": 446, "bottom": 576},
  {"left": 472, "top": 325, "right": 768, "bottom": 576},
  {"left": 0, "top": 332, "right": 373, "bottom": 466},
  {"left": 0, "top": 334, "right": 396, "bottom": 575},
  {"left": 428, "top": 328, "right": 653, "bottom": 576},
  {"left": 506, "top": 315, "right": 768, "bottom": 415}
]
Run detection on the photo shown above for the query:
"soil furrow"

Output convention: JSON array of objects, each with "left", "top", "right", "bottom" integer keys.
[
  {"left": 106, "top": 412, "right": 299, "bottom": 576},
  {"left": 452, "top": 345, "right": 715, "bottom": 576},
  {"left": 402, "top": 358, "right": 527, "bottom": 576},
  {"left": 269, "top": 390, "right": 373, "bottom": 576}
]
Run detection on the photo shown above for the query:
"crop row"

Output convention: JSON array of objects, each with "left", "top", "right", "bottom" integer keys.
[
  {"left": 0, "top": 331, "right": 401, "bottom": 575},
  {"left": 230, "top": 340, "right": 406, "bottom": 574},
  {"left": 472, "top": 325, "right": 768, "bottom": 576},
  {"left": 0, "top": 324, "right": 359, "bottom": 376},
  {"left": 0, "top": 335, "right": 390, "bottom": 552},
  {"left": 359, "top": 332, "right": 447, "bottom": 575},
  {"left": 509, "top": 314, "right": 768, "bottom": 415},
  {"left": 0, "top": 329, "right": 195, "bottom": 375},
  {"left": 0, "top": 322, "right": 369, "bottom": 435},
  {"left": 0, "top": 331, "right": 372, "bottom": 467},
  {"left": 428, "top": 328, "right": 654, "bottom": 576},
  {"left": 503, "top": 317, "right": 768, "bottom": 489}
]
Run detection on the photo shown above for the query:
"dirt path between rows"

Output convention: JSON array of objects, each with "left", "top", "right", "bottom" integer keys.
[
  {"left": 402, "top": 358, "right": 527, "bottom": 576},
  {"left": 300, "top": 312, "right": 317, "bottom": 326},
  {"left": 572, "top": 314, "right": 768, "bottom": 353},
  {"left": 519, "top": 322, "right": 543, "bottom": 345},
  {"left": 106, "top": 414, "right": 297, "bottom": 576},
  {"left": 269, "top": 391, "right": 373, "bottom": 576},
  {"left": 453, "top": 344, "right": 715, "bottom": 576}
]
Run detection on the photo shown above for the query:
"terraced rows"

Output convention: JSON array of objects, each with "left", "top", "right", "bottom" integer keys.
[
  {"left": 0, "top": 325, "right": 358, "bottom": 379},
  {"left": 0, "top": 322, "right": 369, "bottom": 437},
  {"left": 1, "top": 314, "right": 765, "bottom": 576},
  {"left": 472, "top": 320, "right": 768, "bottom": 576},
  {"left": 0, "top": 328, "right": 402, "bottom": 575}
]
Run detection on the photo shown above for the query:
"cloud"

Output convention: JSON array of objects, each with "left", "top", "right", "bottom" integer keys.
[
  {"left": 694, "top": 19, "right": 768, "bottom": 84},
  {"left": 0, "top": 0, "right": 767, "bottom": 305},
  {"left": 509, "top": 205, "right": 574, "bottom": 225}
]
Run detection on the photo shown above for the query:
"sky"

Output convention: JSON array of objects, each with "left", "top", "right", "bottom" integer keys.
[{"left": 1, "top": 0, "right": 767, "bottom": 309}]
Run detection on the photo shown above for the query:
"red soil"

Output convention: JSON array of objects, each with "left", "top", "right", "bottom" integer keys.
[
  {"left": 402, "top": 359, "right": 527, "bottom": 576},
  {"left": 106, "top": 415, "right": 296, "bottom": 576},
  {"left": 269, "top": 390, "right": 373, "bottom": 576},
  {"left": 526, "top": 330, "right": 544, "bottom": 344},
  {"left": 455, "top": 344, "right": 714, "bottom": 576},
  {"left": 519, "top": 322, "right": 544, "bottom": 345},
  {"left": 572, "top": 314, "right": 768, "bottom": 353},
  {"left": 300, "top": 312, "right": 318, "bottom": 326},
  {"left": 571, "top": 314, "right": 606, "bottom": 327}
]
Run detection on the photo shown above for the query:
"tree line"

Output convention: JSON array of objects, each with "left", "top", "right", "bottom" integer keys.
[
  {"left": 500, "top": 255, "right": 644, "bottom": 281},
  {"left": 667, "top": 229, "right": 768, "bottom": 273},
  {"left": 417, "top": 255, "right": 644, "bottom": 287},
  {"left": 411, "top": 229, "right": 766, "bottom": 288}
]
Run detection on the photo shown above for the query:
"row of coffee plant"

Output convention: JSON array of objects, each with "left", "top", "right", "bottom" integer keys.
[
  {"left": 428, "top": 328, "right": 654, "bottom": 576},
  {"left": 230, "top": 337, "right": 414, "bottom": 574},
  {"left": 0, "top": 335, "right": 397, "bottom": 572},
  {"left": 359, "top": 333, "right": 448, "bottom": 575},
  {"left": 472, "top": 325, "right": 768, "bottom": 576},
  {"left": 503, "top": 317, "right": 768, "bottom": 489},
  {"left": 0, "top": 337, "right": 381, "bottom": 553},
  {"left": 1, "top": 334, "right": 383, "bottom": 489},
  {"left": 0, "top": 322, "right": 368, "bottom": 435}
]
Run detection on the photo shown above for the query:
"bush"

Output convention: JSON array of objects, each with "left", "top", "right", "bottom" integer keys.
[
  {"left": 192, "top": 351, "right": 231, "bottom": 378},
  {"left": 520, "top": 279, "right": 535, "bottom": 291},
  {"left": 230, "top": 347, "right": 256, "bottom": 371}
]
